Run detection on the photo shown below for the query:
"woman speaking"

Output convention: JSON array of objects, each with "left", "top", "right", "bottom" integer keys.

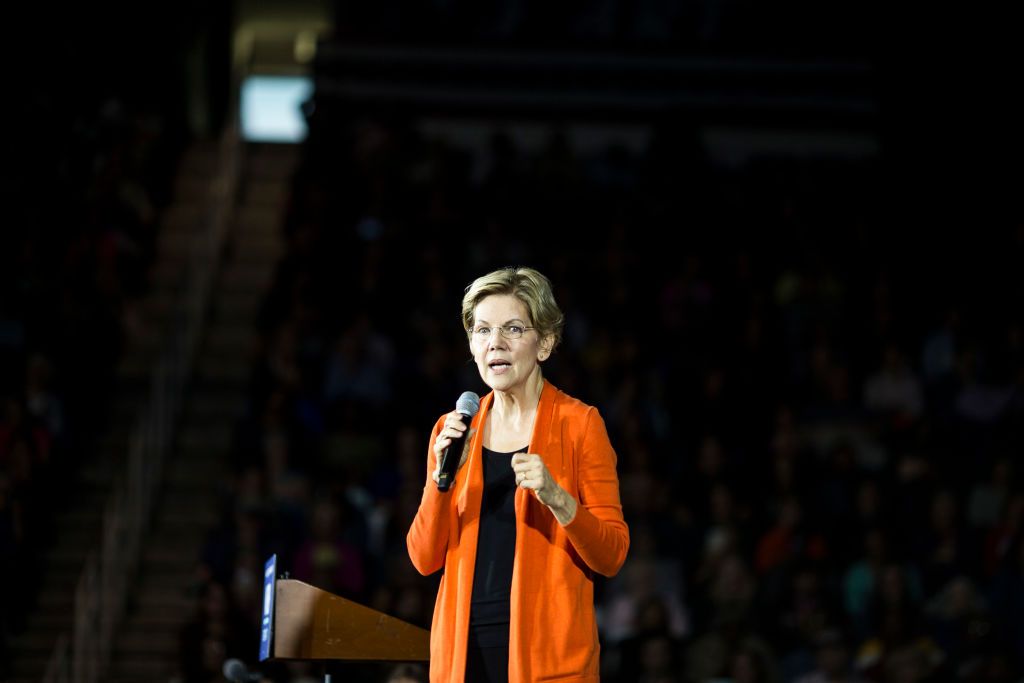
[{"left": 407, "top": 267, "right": 630, "bottom": 682}]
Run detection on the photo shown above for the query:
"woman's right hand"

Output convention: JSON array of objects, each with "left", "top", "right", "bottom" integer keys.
[{"left": 432, "top": 411, "right": 473, "bottom": 484}]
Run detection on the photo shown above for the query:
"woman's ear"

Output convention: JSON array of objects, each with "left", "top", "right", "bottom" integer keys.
[{"left": 538, "top": 335, "right": 554, "bottom": 362}]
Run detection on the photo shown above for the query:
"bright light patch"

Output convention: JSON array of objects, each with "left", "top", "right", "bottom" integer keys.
[{"left": 241, "top": 75, "right": 313, "bottom": 143}]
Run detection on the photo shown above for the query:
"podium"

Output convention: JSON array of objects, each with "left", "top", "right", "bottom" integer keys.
[{"left": 259, "top": 556, "right": 429, "bottom": 671}]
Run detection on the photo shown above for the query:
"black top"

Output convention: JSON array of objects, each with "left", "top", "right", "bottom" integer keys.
[{"left": 470, "top": 445, "right": 527, "bottom": 647}]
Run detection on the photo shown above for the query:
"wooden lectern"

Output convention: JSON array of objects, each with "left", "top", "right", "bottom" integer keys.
[
  {"left": 267, "top": 578, "right": 430, "bottom": 663},
  {"left": 257, "top": 555, "right": 428, "bottom": 681}
]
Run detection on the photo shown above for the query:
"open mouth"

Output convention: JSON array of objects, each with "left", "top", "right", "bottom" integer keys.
[{"left": 488, "top": 360, "right": 511, "bottom": 372}]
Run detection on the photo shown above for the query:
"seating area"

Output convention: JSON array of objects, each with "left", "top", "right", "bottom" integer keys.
[
  {"left": 2, "top": 90, "right": 186, "bottom": 679},
  {"left": 184, "top": 92, "right": 1023, "bottom": 681}
]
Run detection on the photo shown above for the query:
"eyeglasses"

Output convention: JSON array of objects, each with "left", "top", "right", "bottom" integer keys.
[{"left": 471, "top": 324, "right": 535, "bottom": 340}]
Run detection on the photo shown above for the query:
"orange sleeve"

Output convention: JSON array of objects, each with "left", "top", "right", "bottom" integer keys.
[
  {"left": 406, "top": 416, "right": 452, "bottom": 576},
  {"left": 561, "top": 407, "right": 630, "bottom": 577}
]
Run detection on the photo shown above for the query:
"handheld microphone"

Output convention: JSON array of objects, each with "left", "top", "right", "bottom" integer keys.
[{"left": 437, "top": 391, "right": 480, "bottom": 492}]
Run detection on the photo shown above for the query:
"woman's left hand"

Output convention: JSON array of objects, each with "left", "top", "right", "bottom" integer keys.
[{"left": 511, "top": 453, "right": 577, "bottom": 524}]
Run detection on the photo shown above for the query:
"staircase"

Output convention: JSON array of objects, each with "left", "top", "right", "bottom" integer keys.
[
  {"left": 7, "top": 140, "right": 221, "bottom": 683},
  {"left": 105, "top": 144, "right": 294, "bottom": 683},
  {"left": 7, "top": 142, "right": 295, "bottom": 683}
]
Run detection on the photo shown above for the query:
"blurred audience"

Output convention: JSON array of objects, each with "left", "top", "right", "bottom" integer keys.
[
  {"left": 12, "top": 6, "right": 1020, "bottom": 683},
  {"left": 179, "top": 109, "right": 1023, "bottom": 681},
  {"left": 3, "top": 85, "right": 180, "bottom": 675}
]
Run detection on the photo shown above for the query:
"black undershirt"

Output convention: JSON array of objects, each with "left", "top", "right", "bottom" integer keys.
[{"left": 469, "top": 445, "right": 526, "bottom": 649}]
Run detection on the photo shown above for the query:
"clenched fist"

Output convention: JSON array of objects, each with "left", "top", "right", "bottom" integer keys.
[{"left": 511, "top": 453, "right": 577, "bottom": 525}]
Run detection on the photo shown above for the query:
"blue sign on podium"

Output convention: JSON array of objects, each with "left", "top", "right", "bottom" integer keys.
[{"left": 259, "top": 554, "right": 277, "bottom": 661}]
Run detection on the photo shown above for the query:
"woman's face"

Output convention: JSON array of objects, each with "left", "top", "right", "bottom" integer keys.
[{"left": 470, "top": 294, "right": 551, "bottom": 393}]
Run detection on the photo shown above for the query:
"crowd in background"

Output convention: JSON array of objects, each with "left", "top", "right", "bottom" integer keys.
[
  {"left": 0, "top": 91, "right": 182, "bottom": 676},
  {"left": 179, "top": 104, "right": 1024, "bottom": 683},
  {"left": 3, "top": 3, "right": 208, "bottom": 674}
]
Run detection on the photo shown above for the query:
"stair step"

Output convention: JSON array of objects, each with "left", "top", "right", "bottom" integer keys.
[
  {"left": 107, "top": 655, "right": 177, "bottom": 679},
  {"left": 118, "top": 314, "right": 165, "bottom": 357},
  {"left": 155, "top": 515, "right": 218, "bottom": 539},
  {"left": 122, "top": 609, "right": 195, "bottom": 630},
  {"left": 115, "top": 353, "right": 158, "bottom": 383},
  {"left": 151, "top": 258, "right": 187, "bottom": 289},
  {"left": 246, "top": 146, "right": 299, "bottom": 180},
  {"left": 204, "top": 325, "right": 255, "bottom": 351},
  {"left": 93, "top": 434, "right": 131, "bottom": 465},
  {"left": 154, "top": 507, "right": 220, "bottom": 529},
  {"left": 231, "top": 241, "right": 284, "bottom": 267},
  {"left": 178, "top": 423, "right": 233, "bottom": 451},
  {"left": 137, "top": 573, "right": 196, "bottom": 597},
  {"left": 160, "top": 201, "right": 207, "bottom": 232},
  {"left": 234, "top": 206, "right": 283, "bottom": 232},
  {"left": 134, "top": 591, "right": 194, "bottom": 614},
  {"left": 177, "top": 441, "right": 233, "bottom": 462},
  {"left": 174, "top": 175, "right": 213, "bottom": 202},
  {"left": 165, "top": 456, "right": 228, "bottom": 483},
  {"left": 162, "top": 481, "right": 225, "bottom": 501},
  {"left": 138, "top": 288, "right": 177, "bottom": 317},
  {"left": 213, "top": 279, "right": 264, "bottom": 303},
  {"left": 241, "top": 179, "right": 289, "bottom": 207},
  {"left": 145, "top": 531, "right": 209, "bottom": 553},
  {"left": 211, "top": 289, "right": 264, "bottom": 320},
  {"left": 157, "top": 210, "right": 207, "bottom": 240},
  {"left": 116, "top": 326, "right": 166, "bottom": 361},
  {"left": 142, "top": 544, "right": 206, "bottom": 568},
  {"left": 156, "top": 488, "right": 219, "bottom": 514},
  {"left": 179, "top": 421, "right": 234, "bottom": 442},
  {"left": 187, "top": 387, "right": 249, "bottom": 410},
  {"left": 109, "top": 379, "right": 148, "bottom": 406},
  {"left": 195, "top": 356, "right": 252, "bottom": 387},
  {"left": 202, "top": 344, "right": 257, "bottom": 368},
  {"left": 234, "top": 213, "right": 282, "bottom": 241},
  {"left": 233, "top": 225, "right": 283, "bottom": 252},
  {"left": 157, "top": 234, "right": 202, "bottom": 260},
  {"left": 160, "top": 493, "right": 220, "bottom": 516},
  {"left": 204, "top": 322, "right": 259, "bottom": 347},
  {"left": 181, "top": 401, "right": 247, "bottom": 428},
  {"left": 219, "top": 262, "right": 274, "bottom": 291},
  {"left": 114, "top": 631, "right": 179, "bottom": 655},
  {"left": 170, "top": 471, "right": 233, "bottom": 493},
  {"left": 109, "top": 395, "right": 144, "bottom": 426}
]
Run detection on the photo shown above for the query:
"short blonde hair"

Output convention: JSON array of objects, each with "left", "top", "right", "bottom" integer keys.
[{"left": 461, "top": 267, "right": 564, "bottom": 352}]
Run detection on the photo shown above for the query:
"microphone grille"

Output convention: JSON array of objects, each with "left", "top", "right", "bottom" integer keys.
[{"left": 456, "top": 391, "right": 481, "bottom": 417}]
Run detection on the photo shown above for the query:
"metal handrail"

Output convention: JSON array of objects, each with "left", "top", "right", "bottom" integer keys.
[{"left": 41, "top": 123, "right": 241, "bottom": 683}]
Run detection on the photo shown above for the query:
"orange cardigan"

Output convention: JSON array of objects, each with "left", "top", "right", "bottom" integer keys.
[{"left": 407, "top": 380, "right": 630, "bottom": 682}]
